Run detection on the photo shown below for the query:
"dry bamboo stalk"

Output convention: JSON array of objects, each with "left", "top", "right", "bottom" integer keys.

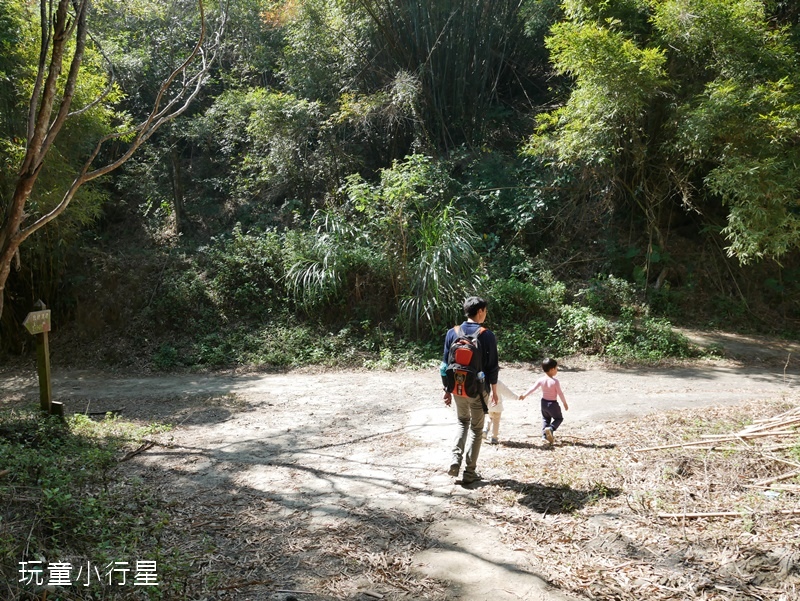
[
  {"left": 758, "top": 407, "right": 800, "bottom": 420},
  {"left": 658, "top": 509, "right": 800, "bottom": 519},
  {"left": 634, "top": 439, "right": 733, "bottom": 452},
  {"left": 635, "top": 431, "right": 798, "bottom": 452},
  {"left": 597, "top": 560, "right": 647, "bottom": 572},
  {"left": 743, "top": 484, "right": 800, "bottom": 491},
  {"left": 761, "top": 455, "right": 800, "bottom": 470},
  {"left": 741, "top": 416, "right": 800, "bottom": 433},
  {"left": 699, "top": 431, "right": 794, "bottom": 439},
  {"left": 754, "top": 469, "right": 800, "bottom": 486},
  {"left": 745, "top": 414, "right": 795, "bottom": 425}
]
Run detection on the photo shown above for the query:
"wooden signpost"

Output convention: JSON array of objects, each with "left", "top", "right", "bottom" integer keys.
[
  {"left": 23, "top": 301, "right": 62, "bottom": 417},
  {"left": 23, "top": 308, "right": 51, "bottom": 336}
]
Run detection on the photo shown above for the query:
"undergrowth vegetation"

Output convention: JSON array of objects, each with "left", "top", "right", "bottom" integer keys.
[
  {"left": 75, "top": 224, "right": 697, "bottom": 371},
  {"left": 5, "top": 148, "right": 788, "bottom": 371},
  {"left": 0, "top": 410, "right": 176, "bottom": 600}
]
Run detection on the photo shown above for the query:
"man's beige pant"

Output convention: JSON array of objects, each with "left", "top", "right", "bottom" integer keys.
[{"left": 451, "top": 393, "right": 486, "bottom": 478}]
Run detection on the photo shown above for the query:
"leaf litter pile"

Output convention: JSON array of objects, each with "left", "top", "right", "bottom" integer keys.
[
  {"left": 458, "top": 398, "right": 800, "bottom": 601},
  {"left": 123, "top": 397, "right": 800, "bottom": 601},
  {"left": 153, "top": 497, "right": 443, "bottom": 600}
]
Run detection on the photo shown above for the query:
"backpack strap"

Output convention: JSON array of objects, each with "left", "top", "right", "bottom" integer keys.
[
  {"left": 470, "top": 326, "right": 486, "bottom": 341},
  {"left": 454, "top": 324, "right": 485, "bottom": 339}
]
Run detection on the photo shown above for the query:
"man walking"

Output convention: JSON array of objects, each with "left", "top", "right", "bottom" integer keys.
[{"left": 441, "top": 296, "right": 499, "bottom": 484}]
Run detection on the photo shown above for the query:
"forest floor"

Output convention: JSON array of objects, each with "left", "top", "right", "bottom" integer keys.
[{"left": 3, "top": 330, "right": 800, "bottom": 600}]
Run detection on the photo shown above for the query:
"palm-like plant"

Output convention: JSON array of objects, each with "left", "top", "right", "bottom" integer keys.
[
  {"left": 400, "top": 203, "right": 482, "bottom": 336},
  {"left": 286, "top": 208, "right": 390, "bottom": 313},
  {"left": 287, "top": 154, "right": 485, "bottom": 334}
]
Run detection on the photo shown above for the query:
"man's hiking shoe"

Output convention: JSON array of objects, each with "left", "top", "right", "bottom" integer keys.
[
  {"left": 544, "top": 427, "right": 554, "bottom": 444},
  {"left": 448, "top": 463, "right": 460, "bottom": 477},
  {"left": 489, "top": 437, "right": 499, "bottom": 445},
  {"left": 462, "top": 472, "right": 482, "bottom": 484}
]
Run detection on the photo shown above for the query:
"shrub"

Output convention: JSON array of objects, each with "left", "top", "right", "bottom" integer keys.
[
  {"left": 287, "top": 155, "right": 483, "bottom": 337},
  {"left": 285, "top": 220, "right": 394, "bottom": 322},
  {"left": 488, "top": 273, "right": 566, "bottom": 327},
  {"left": 199, "top": 224, "right": 287, "bottom": 318},
  {"left": 606, "top": 311, "right": 694, "bottom": 361},
  {"left": 556, "top": 305, "right": 612, "bottom": 354},
  {"left": 153, "top": 343, "right": 183, "bottom": 370},
  {"left": 647, "top": 281, "right": 686, "bottom": 318},
  {"left": 146, "top": 225, "right": 289, "bottom": 342},
  {"left": 499, "top": 320, "right": 554, "bottom": 361},
  {"left": 576, "top": 274, "right": 642, "bottom": 316}
]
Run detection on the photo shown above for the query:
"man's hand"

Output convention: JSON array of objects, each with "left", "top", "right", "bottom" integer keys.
[
  {"left": 490, "top": 393, "right": 499, "bottom": 407},
  {"left": 443, "top": 390, "right": 452, "bottom": 407}
]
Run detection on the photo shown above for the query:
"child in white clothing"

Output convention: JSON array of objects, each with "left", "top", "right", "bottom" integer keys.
[
  {"left": 483, "top": 380, "right": 517, "bottom": 444},
  {"left": 519, "top": 358, "right": 569, "bottom": 444}
]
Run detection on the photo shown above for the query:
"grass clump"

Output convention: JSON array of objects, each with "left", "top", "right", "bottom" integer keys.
[{"left": 0, "top": 409, "right": 173, "bottom": 600}]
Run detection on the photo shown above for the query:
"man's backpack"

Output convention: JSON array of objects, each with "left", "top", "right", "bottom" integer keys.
[{"left": 444, "top": 325, "right": 486, "bottom": 398}]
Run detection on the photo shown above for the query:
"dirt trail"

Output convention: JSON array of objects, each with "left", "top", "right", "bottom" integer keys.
[{"left": 3, "top": 337, "right": 800, "bottom": 600}]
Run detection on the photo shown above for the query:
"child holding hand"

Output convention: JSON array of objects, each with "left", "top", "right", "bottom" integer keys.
[
  {"left": 519, "top": 358, "right": 569, "bottom": 444},
  {"left": 483, "top": 380, "right": 518, "bottom": 445}
]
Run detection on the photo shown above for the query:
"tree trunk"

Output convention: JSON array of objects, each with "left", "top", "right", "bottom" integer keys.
[
  {"left": 0, "top": 175, "right": 40, "bottom": 319},
  {"left": 170, "top": 147, "right": 185, "bottom": 235}
]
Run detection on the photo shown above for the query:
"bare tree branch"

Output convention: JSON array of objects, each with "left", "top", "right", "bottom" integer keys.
[
  {"left": 18, "top": 3, "right": 217, "bottom": 241},
  {"left": 0, "top": 0, "right": 221, "bottom": 319}
]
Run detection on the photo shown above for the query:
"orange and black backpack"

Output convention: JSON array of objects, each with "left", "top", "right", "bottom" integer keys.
[{"left": 443, "top": 325, "right": 486, "bottom": 398}]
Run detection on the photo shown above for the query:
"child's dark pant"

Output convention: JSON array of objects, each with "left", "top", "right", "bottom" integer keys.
[{"left": 541, "top": 399, "right": 563, "bottom": 434}]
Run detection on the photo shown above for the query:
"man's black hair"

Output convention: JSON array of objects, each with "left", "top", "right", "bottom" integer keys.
[
  {"left": 463, "top": 296, "right": 488, "bottom": 318},
  {"left": 542, "top": 357, "right": 558, "bottom": 372}
]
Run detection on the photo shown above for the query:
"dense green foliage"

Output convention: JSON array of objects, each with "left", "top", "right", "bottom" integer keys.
[
  {"left": 531, "top": 0, "right": 800, "bottom": 266},
  {"left": 2, "top": 0, "right": 800, "bottom": 366}
]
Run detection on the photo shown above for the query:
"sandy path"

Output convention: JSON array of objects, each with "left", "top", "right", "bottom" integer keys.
[{"left": 3, "top": 356, "right": 800, "bottom": 599}]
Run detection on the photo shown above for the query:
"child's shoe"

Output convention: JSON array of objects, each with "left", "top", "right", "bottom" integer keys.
[
  {"left": 544, "top": 427, "right": 554, "bottom": 444},
  {"left": 489, "top": 437, "right": 499, "bottom": 445}
]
